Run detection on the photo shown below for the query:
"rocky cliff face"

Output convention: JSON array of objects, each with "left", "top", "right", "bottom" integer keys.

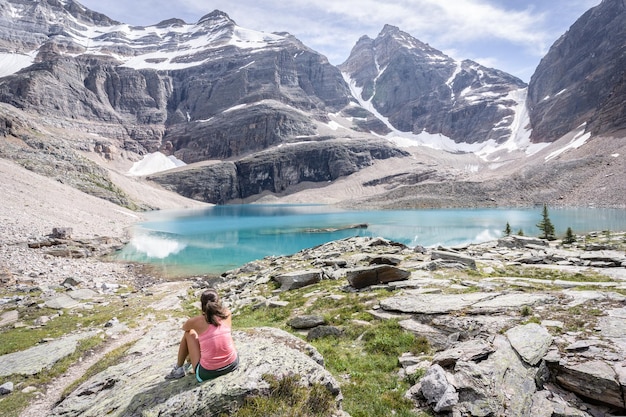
[
  {"left": 528, "top": 0, "right": 626, "bottom": 142},
  {"left": 150, "top": 139, "right": 409, "bottom": 204},
  {"left": 339, "top": 25, "right": 527, "bottom": 145},
  {"left": 0, "top": 0, "right": 624, "bottom": 208},
  {"left": 0, "top": 2, "right": 351, "bottom": 156}
]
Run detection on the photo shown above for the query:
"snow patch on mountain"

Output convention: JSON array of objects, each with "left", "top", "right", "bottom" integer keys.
[
  {"left": 343, "top": 72, "right": 536, "bottom": 158},
  {"left": 118, "top": 23, "right": 282, "bottom": 70},
  {"left": 5, "top": 2, "right": 285, "bottom": 71},
  {"left": 475, "top": 88, "right": 547, "bottom": 160},
  {"left": 545, "top": 125, "right": 591, "bottom": 161},
  {"left": 0, "top": 52, "right": 37, "bottom": 77},
  {"left": 127, "top": 152, "right": 186, "bottom": 176},
  {"left": 446, "top": 62, "right": 463, "bottom": 99}
]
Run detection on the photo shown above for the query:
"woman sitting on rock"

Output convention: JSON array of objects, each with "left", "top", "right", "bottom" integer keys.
[{"left": 166, "top": 288, "right": 239, "bottom": 381}]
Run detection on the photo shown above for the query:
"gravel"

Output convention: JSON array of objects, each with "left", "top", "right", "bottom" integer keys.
[{"left": 0, "top": 158, "right": 188, "bottom": 289}]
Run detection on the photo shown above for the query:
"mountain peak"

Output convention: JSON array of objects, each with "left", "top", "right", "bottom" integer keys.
[
  {"left": 197, "top": 10, "right": 234, "bottom": 25},
  {"left": 155, "top": 18, "right": 187, "bottom": 28},
  {"left": 380, "top": 24, "right": 400, "bottom": 36},
  {"left": 376, "top": 24, "right": 435, "bottom": 55}
]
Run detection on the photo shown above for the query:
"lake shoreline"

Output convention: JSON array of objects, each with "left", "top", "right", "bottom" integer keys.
[{"left": 118, "top": 205, "right": 626, "bottom": 278}]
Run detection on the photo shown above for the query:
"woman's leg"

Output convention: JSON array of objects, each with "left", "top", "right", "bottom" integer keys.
[
  {"left": 183, "top": 329, "right": 201, "bottom": 368},
  {"left": 175, "top": 332, "right": 189, "bottom": 367}
]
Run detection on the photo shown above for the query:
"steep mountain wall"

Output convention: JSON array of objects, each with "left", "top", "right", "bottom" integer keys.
[
  {"left": 528, "top": 0, "right": 626, "bottom": 142},
  {"left": 0, "top": 0, "right": 624, "bottom": 207},
  {"left": 340, "top": 25, "right": 527, "bottom": 145},
  {"left": 150, "top": 140, "right": 409, "bottom": 204}
]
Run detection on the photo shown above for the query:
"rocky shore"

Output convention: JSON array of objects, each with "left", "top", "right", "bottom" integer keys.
[
  {"left": 1, "top": 159, "right": 626, "bottom": 417},
  {"left": 2, "top": 219, "right": 626, "bottom": 416}
]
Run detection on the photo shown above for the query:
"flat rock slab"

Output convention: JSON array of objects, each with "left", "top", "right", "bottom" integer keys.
[
  {"left": 432, "top": 339, "right": 495, "bottom": 367},
  {"left": 0, "top": 330, "right": 99, "bottom": 377},
  {"left": 505, "top": 323, "right": 553, "bottom": 366},
  {"left": 549, "top": 360, "right": 625, "bottom": 409},
  {"left": 147, "top": 283, "right": 189, "bottom": 311},
  {"left": 430, "top": 250, "right": 476, "bottom": 269},
  {"left": 0, "top": 310, "right": 19, "bottom": 327},
  {"left": 444, "top": 334, "right": 539, "bottom": 416},
  {"left": 597, "top": 307, "right": 626, "bottom": 341},
  {"left": 470, "top": 293, "right": 556, "bottom": 312},
  {"left": 45, "top": 294, "right": 80, "bottom": 309},
  {"left": 431, "top": 315, "right": 518, "bottom": 338},
  {"left": 49, "top": 327, "right": 341, "bottom": 417},
  {"left": 399, "top": 319, "right": 450, "bottom": 349},
  {"left": 563, "top": 290, "right": 626, "bottom": 307},
  {"left": 288, "top": 315, "right": 326, "bottom": 329},
  {"left": 380, "top": 292, "right": 497, "bottom": 314},
  {"left": 68, "top": 289, "right": 99, "bottom": 300}
]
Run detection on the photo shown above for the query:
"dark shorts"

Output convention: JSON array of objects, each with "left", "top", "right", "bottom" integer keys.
[{"left": 195, "top": 356, "right": 239, "bottom": 382}]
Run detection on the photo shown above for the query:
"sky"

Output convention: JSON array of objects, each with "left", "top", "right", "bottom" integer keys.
[{"left": 78, "top": 0, "right": 601, "bottom": 82}]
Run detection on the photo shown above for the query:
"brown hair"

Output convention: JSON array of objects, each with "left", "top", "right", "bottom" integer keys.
[{"left": 200, "top": 289, "right": 229, "bottom": 326}]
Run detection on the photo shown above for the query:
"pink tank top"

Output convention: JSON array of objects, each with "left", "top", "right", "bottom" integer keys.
[{"left": 198, "top": 318, "right": 237, "bottom": 370}]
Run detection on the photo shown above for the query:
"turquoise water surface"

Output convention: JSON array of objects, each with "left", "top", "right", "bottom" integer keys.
[{"left": 115, "top": 205, "right": 626, "bottom": 276}]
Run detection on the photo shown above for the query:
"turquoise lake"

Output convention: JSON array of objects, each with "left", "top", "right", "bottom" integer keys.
[{"left": 115, "top": 205, "right": 626, "bottom": 276}]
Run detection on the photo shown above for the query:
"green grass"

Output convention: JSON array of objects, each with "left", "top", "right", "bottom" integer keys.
[
  {"left": 310, "top": 319, "right": 429, "bottom": 417},
  {"left": 230, "top": 374, "right": 338, "bottom": 417},
  {"left": 229, "top": 280, "right": 429, "bottom": 417},
  {"left": 0, "top": 285, "right": 168, "bottom": 417},
  {"left": 477, "top": 265, "right": 614, "bottom": 282},
  {"left": 0, "top": 335, "right": 102, "bottom": 417},
  {"left": 233, "top": 304, "right": 293, "bottom": 329},
  {"left": 0, "top": 298, "right": 141, "bottom": 356}
]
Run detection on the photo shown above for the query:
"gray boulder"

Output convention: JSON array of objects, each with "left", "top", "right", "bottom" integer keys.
[
  {"left": 415, "top": 364, "right": 458, "bottom": 412},
  {"left": 0, "top": 381, "right": 13, "bottom": 395},
  {"left": 547, "top": 359, "right": 625, "bottom": 410},
  {"left": 432, "top": 339, "right": 495, "bottom": 368},
  {"left": 44, "top": 294, "right": 81, "bottom": 309},
  {"left": 345, "top": 265, "right": 410, "bottom": 289},
  {"left": 0, "top": 310, "right": 19, "bottom": 328},
  {"left": 505, "top": 323, "right": 553, "bottom": 366},
  {"left": 452, "top": 334, "right": 539, "bottom": 416},
  {"left": 497, "top": 235, "right": 548, "bottom": 249},
  {"left": 307, "top": 326, "right": 343, "bottom": 341},
  {"left": 430, "top": 250, "right": 476, "bottom": 269},
  {"left": 288, "top": 315, "right": 326, "bottom": 329},
  {"left": 273, "top": 269, "right": 322, "bottom": 291},
  {"left": 49, "top": 327, "right": 343, "bottom": 417},
  {"left": 530, "top": 390, "right": 591, "bottom": 417},
  {"left": 369, "top": 255, "right": 403, "bottom": 266},
  {"left": 408, "top": 333, "right": 551, "bottom": 416},
  {"left": 50, "top": 227, "right": 73, "bottom": 239}
]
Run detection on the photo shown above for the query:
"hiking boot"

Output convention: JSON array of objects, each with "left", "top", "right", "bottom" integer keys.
[{"left": 165, "top": 365, "right": 186, "bottom": 380}]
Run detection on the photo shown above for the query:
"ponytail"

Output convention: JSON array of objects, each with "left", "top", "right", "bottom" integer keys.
[{"left": 200, "top": 289, "right": 229, "bottom": 326}]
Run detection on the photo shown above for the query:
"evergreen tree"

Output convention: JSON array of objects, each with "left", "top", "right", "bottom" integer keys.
[
  {"left": 536, "top": 204, "right": 556, "bottom": 240},
  {"left": 517, "top": 229, "right": 524, "bottom": 236},
  {"left": 563, "top": 227, "right": 576, "bottom": 244},
  {"left": 504, "top": 222, "right": 512, "bottom": 236}
]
